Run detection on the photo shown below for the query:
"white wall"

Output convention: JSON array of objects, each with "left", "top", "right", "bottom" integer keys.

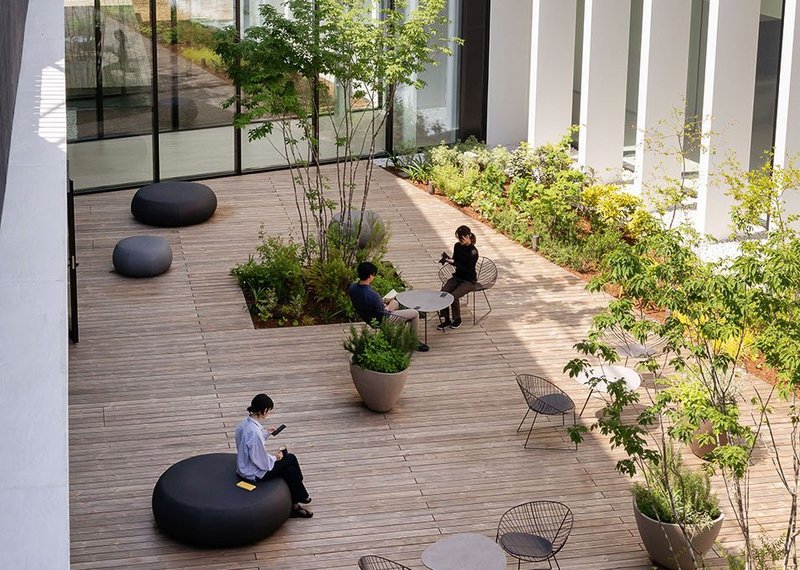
[
  {"left": 0, "top": 1, "right": 70, "bottom": 568},
  {"left": 486, "top": 0, "right": 532, "bottom": 148}
]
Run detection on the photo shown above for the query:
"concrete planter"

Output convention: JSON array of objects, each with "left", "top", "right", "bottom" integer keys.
[
  {"left": 633, "top": 498, "right": 724, "bottom": 570},
  {"left": 349, "top": 362, "right": 409, "bottom": 413},
  {"left": 689, "top": 420, "right": 729, "bottom": 459}
]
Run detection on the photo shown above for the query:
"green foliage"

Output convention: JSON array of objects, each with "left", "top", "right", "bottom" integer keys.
[
  {"left": 231, "top": 225, "right": 407, "bottom": 327},
  {"left": 506, "top": 134, "right": 576, "bottom": 186},
  {"left": 230, "top": 234, "right": 305, "bottom": 305},
  {"left": 633, "top": 447, "right": 721, "bottom": 526},
  {"left": 215, "top": 0, "right": 457, "bottom": 264},
  {"left": 343, "top": 319, "right": 418, "bottom": 373}
]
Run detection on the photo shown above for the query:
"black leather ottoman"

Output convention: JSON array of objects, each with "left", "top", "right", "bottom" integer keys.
[
  {"left": 132, "top": 181, "right": 217, "bottom": 227},
  {"left": 152, "top": 453, "right": 292, "bottom": 548},
  {"left": 112, "top": 236, "right": 172, "bottom": 277}
]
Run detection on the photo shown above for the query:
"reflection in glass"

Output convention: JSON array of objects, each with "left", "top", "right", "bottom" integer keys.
[
  {"left": 157, "top": 0, "right": 236, "bottom": 178},
  {"left": 393, "top": 0, "right": 460, "bottom": 149},
  {"left": 65, "top": 0, "right": 154, "bottom": 187},
  {"left": 750, "top": 0, "right": 784, "bottom": 170}
]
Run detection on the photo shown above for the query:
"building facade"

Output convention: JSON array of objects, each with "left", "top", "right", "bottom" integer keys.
[{"left": 1, "top": 0, "right": 798, "bottom": 567}]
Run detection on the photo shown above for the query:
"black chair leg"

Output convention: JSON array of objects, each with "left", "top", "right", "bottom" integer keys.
[
  {"left": 517, "top": 408, "right": 531, "bottom": 433},
  {"left": 524, "top": 412, "right": 538, "bottom": 448},
  {"left": 473, "top": 289, "right": 492, "bottom": 325}
]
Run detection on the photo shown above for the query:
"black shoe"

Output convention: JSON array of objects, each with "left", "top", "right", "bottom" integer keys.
[
  {"left": 450, "top": 318, "right": 462, "bottom": 329},
  {"left": 436, "top": 320, "right": 452, "bottom": 331},
  {"left": 417, "top": 343, "right": 429, "bottom": 352},
  {"left": 299, "top": 496, "right": 312, "bottom": 504}
]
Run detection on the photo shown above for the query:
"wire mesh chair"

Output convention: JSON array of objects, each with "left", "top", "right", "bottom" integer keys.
[
  {"left": 496, "top": 501, "right": 574, "bottom": 570},
  {"left": 357, "top": 555, "right": 411, "bottom": 570},
  {"left": 599, "top": 326, "right": 669, "bottom": 366},
  {"left": 516, "top": 374, "right": 576, "bottom": 450},
  {"left": 438, "top": 256, "right": 498, "bottom": 324}
]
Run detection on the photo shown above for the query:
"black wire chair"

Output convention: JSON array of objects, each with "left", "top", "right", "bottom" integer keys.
[
  {"left": 438, "top": 256, "right": 498, "bottom": 324},
  {"left": 496, "top": 501, "right": 574, "bottom": 570},
  {"left": 516, "top": 374, "right": 576, "bottom": 450},
  {"left": 357, "top": 555, "right": 411, "bottom": 570}
]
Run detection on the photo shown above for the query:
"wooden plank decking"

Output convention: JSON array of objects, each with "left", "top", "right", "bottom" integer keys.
[{"left": 69, "top": 167, "right": 789, "bottom": 569}]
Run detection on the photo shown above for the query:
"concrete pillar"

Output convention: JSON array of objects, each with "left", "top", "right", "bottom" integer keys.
[
  {"left": 774, "top": 0, "right": 800, "bottom": 223},
  {"left": 633, "top": 0, "right": 691, "bottom": 202},
  {"left": 527, "top": 0, "right": 577, "bottom": 148},
  {"left": 696, "top": 0, "right": 759, "bottom": 238},
  {"left": 578, "top": 0, "right": 630, "bottom": 181},
  {"left": 486, "top": 0, "right": 532, "bottom": 147}
]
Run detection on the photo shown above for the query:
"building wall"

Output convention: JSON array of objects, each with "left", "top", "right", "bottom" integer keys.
[
  {"left": 0, "top": 0, "right": 70, "bottom": 566},
  {"left": 0, "top": 0, "right": 29, "bottom": 223},
  {"left": 486, "top": 0, "right": 532, "bottom": 148},
  {"left": 485, "top": 0, "right": 798, "bottom": 236}
]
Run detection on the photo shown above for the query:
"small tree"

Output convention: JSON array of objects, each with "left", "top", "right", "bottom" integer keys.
[
  {"left": 567, "top": 156, "right": 800, "bottom": 568},
  {"left": 215, "top": 0, "right": 456, "bottom": 264}
]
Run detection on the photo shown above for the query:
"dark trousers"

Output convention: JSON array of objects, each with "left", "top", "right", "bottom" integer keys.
[
  {"left": 439, "top": 277, "right": 476, "bottom": 320},
  {"left": 260, "top": 452, "right": 309, "bottom": 505}
]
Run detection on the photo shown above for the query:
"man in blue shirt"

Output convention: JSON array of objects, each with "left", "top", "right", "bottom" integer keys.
[{"left": 347, "top": 261, "right": 427, "bottom": 351}]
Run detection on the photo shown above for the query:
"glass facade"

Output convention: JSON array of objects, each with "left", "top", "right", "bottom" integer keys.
[{"left": 65, "top": 0, "right": 461, "bottom": 191}]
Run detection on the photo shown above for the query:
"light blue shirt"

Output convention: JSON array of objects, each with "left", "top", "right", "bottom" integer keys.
[{"left": 234, "top": 416, "right": 276, "bottom": 481}]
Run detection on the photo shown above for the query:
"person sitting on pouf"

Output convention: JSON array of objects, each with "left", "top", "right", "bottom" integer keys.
[{"left": 234, "top": 393, "right": 313, "bottom": 518}]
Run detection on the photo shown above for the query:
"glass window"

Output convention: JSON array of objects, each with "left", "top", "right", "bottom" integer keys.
[
  {"left": 392, "top": 0, "right": 460, "bottom": 149},
  {"left": 156, "top": 0, "right": 236, "bottom": 179},
  {"left": 66, "top": 0, "right": 154, "bottom": 188},
  {"left": 750, "top": 0, "right": 785, "bottom": 170}
]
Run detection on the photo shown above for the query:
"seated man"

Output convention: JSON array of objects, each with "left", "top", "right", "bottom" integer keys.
[{"left": 347, "top": 261, "right": 428, "bottom": 352}]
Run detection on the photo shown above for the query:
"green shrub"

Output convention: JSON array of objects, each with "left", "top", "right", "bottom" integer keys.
[
  {"left": 343, "top": 319, "right": 418, "bottom": 373},
  {"left": 304, "top": 255, "right": 354, "bottom": 320},
  {"left": 633, "top": 448, "right": 720, "bottom": 527}
]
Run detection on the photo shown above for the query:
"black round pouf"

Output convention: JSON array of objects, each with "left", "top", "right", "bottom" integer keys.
[
  {"left": 152, "top": 453, "right": 292, "bottom": 548},
  {"left": 112, "top": 236, "right": 172, "bottom": 278},
  {"left": 131, "top": 181, "right": 217, "bottom": 227}
]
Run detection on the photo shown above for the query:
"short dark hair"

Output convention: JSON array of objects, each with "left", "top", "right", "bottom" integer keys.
[
  {"left": 247, "top": 393, "right": 274, "bottom": 414},
  {"left": 357, "top": 261, "right": 378, "bottom": 281}
]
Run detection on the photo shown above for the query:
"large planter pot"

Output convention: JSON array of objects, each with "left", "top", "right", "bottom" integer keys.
[
  {"left": 349, "top": 362, "right": 409, "bottom": 413},
  {"left": 690, "top": 420, "right": 729, "bottom": 459},
  {"left": 633, "top": 498, "right": 724, "bottom": 570}
]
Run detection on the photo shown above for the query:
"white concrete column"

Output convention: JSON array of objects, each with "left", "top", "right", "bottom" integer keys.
[
  {"left": 578, "top": 0, "right": 631, "bottom": 181},
  {"left": 633, "top": 0, "right": 691, "bottom": 201},
  {"left": 486, "top": 0, "right": 532, "bottom": 147},
  {"left": 0, "top": 0, "right": 69, "bottom": 568},
  {"left": 527, "top": 0, "right": 577, "bottom": 147},
  {"left": 774, "top": 0, "right": 800, "bottom": 222},
  {"left": 696, "top": 0, "right": 760, "bottom": 238}
]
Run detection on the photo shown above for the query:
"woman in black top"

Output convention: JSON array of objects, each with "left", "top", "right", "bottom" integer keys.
[{"left": 437, "top": 225, "right": 479, "bottom": 329}]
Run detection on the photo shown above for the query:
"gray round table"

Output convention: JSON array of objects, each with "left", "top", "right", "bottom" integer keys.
[
  {"left": 395, "top": 289, "right": 454, "bottom": 347},
  {"left": 575, "top": 364, "right": 642, "bottom": 416},
  {"left": 421, "top": 533, "right": 506, "bottom": 570}
]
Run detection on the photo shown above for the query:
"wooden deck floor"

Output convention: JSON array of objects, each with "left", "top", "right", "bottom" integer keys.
[{"left": 69, "top": 167, "right": 789, "bottom": 569}]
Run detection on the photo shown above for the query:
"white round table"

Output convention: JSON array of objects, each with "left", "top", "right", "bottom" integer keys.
[
  {"left": 574, "top": 364, "right": 642, "bottom": 416},
  {"left": 421, "top": 533, "right": 506, "bottom": 570},
  {"left": 395, "top": 290, "right": 454, "bottom": 346}
]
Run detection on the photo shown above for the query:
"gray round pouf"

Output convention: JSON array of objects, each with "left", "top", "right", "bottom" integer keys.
[
  {"left": 152, "top": 453, "right": 292, "bottom": 548},
  {"left": 113, "top": 236, "right": 173, "bottom": 278},
  {"left": 330, "top": 209, "right": 385, "bottom": 249},
  {"left": 131, "top": 181, "right": 217, "bottom": 227}
]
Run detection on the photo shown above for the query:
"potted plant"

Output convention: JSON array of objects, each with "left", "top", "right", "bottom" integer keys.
[
  {"left": 633, "top": 447, "right": 724, "bottom": 570},
  {"left": 658, "top": 374, "right": 735, "bottom": 460},
  {"left": 343, "top": 319, "right": 418, "bottom": 412}
]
